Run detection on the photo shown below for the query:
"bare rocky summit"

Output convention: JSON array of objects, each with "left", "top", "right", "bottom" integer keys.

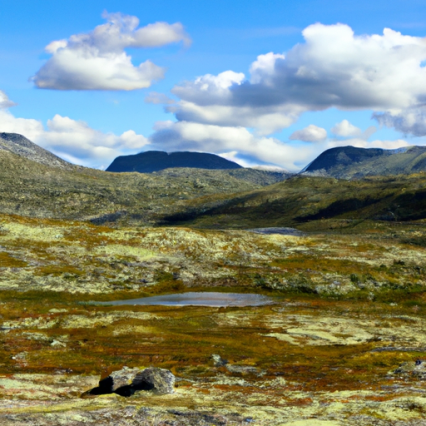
[{"left": 0, "top": 132, "right": 75, "bottom": 170}]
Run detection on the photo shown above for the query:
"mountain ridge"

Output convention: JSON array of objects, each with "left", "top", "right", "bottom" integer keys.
[
  {"left": 0, "top": 132, "right": 75, "bottom": 170},
  {"left": 303, "top": 145, "right": 426, "bottom": 179}
]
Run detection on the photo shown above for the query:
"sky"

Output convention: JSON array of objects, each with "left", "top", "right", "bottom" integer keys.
[{"left": 2, "top": 0, "right": 426, "bottom": 171}]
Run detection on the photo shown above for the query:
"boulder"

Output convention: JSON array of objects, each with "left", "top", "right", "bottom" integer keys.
[
  {"left": 98, "top": 366, "right": 140, "bottom": 393},
  {"left": 94, "top": 366, "right": 175, "bottom": 396},
  {"left": 132, "top": 367, "right": 175, "bottom": 394}
]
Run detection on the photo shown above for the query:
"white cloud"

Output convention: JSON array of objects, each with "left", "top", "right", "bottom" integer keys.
[
  {"left": 32, "top": 12, "right": 191, "bottom": 91},
  {"left": 0, "top": 96, "right": 149, "bottom": 168},
  {"left": 166, "top": 23, "right": 426, "bottom": 135},
  {"left": 0, "top": 91, "right": 16, "bottom": 109},
  {"left": 145, "top": 92, "right": 175, "bottom": 105},
  {"left": 290, "top": 124, "right": 327, "bottom": 142},
  {"left": 324, "top": 137, "right": 409, "bottom": 151},
  {"left": 331, "top": 120, "right": 362, "bottom": 137},
  {"left": 149, "top": 120, "right": 315, "bottom": 171}
]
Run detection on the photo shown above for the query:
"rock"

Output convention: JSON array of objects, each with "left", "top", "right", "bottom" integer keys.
[
  {"left": 98, "top": 366, "right": 140, "bottom": 393},
  {"left": 226, "top": 364, "right": 259, "bottom": 375},
  {"left": 391, "top": 359, "right": 426, "bottom": 378},
  {"left": 94, "top": 366, "right": 175, "bottom": 396},
  {"left": 132, "top": 367, "right": 175, "bottom": 394},
  {"left": 212, "top": 354, "right": 228, "bottom": 367}
]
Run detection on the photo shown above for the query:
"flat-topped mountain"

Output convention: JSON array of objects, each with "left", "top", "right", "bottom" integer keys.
[
  {"left": 303, "top": 145, "right": 426, "bottom": 179},
  {"left": 106, "top": 150, "right": 242, "bottom": 173},
  {"left": 0, "top": 132, "right": 74, "bottom": 170}
]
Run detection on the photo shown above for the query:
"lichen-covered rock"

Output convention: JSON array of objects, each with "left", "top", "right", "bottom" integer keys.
[
  {"left": 132, "top": 367, "right": 175, "bottom": 394},
  {"left": 392, "top": 359, "right": 426, "bottom": 378},
  {"left": 95, "top": 366, "right": 175, "bottom": 396},
  {"left": 99, "top": 366, "right": 140, "bottom": 392}
]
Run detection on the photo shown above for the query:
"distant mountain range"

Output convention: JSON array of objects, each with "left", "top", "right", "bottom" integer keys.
[
  {"left": 106, "top": 151, "right": 242, "bottom": 173},
  {"left": 3, "top": 132, "right": 426, "bottom": 181},
  {"left": 303, "top": 145, "right": 426, "bottom": 179}
]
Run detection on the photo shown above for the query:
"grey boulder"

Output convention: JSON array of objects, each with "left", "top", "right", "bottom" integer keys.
[
  {"left": 94, "top": 366, "right": 175, "bottom": 396},
  {"left": 133, "top": 367, "right": 175, "bottom": 394}
]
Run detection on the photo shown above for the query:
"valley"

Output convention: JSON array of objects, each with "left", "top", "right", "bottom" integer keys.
[{"left": 1, "top": 135, "right": 426, "bottom": 424}]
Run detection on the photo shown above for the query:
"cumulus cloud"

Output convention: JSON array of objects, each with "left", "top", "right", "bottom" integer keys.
[
  {"left": 290, "top": 124, "right": 327, "bottom": 142},
  {"left": 166, "top": 23, "right": 426, "bottom": 135},
  {"left": 170, "top": 68, "right": 305, "bottom": 135},
  {"left": 0, "top": 95, "right": 148, "bottom": 168},
  {"left": 33, "top": 12, "right": 191, "bottom": 91},
  {"left": 331, "top": 120, "right": 362, "bottom": 137}
]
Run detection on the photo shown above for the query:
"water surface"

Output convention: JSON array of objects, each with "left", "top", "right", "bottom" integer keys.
[{"left": 97, "top": 292, "right": 274, "bottom": 307}]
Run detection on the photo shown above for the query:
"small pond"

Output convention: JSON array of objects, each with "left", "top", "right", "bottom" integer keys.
[
  {"left": 247, "top": 227, "right": 304, "bottom": 236},
  {"left": 96, "top": 292, "right": 274, "bottom": 307}
]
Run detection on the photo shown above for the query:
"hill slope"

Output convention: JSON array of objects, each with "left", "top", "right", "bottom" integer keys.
[
  {"left": 303, "top": 145, "right": 426, "bottom": 179},
  {"left": 0, "top": 132, "right": 74, "bottom": 170},
  {"left": 161, "top": 173, "right": 426, "bottom": 231},
  {"left": 107, "top": 150, "right": 242, "bottom": 173},
  {"left": 0, "top": 149, "right": 291, "bottom": 225}
]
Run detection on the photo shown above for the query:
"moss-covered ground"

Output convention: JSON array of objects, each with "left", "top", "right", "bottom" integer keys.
[{"left": 1, "top": 213, "right": 426, "bottom": 424}]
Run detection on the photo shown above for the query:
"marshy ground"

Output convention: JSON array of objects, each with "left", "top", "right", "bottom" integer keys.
[{"left": 1, "top": 214, "right": 426, "bottom": 425}]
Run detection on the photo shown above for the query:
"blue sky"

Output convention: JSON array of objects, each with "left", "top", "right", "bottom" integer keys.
[{"left": 1, "top": 0, "right": 426, "bottom": 170}]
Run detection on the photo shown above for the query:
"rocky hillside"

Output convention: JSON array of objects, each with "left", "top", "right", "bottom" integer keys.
[
  {"left": 107, "top": 150, "right": 242, "bottom": 173},
  {"left": 303, "top": 145, "right": 426, "bottom": 179},
  {"left": 0, "top": 132, "right": 74, "bottom": 170},
  {"left": 0, "top": 149, "right": 291, "bottom": 225},
  {"left": 162, "top": 173, "right": 426, "bottom": 231}
]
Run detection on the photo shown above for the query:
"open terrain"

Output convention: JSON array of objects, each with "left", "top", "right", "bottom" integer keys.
[{"left": 1, "top": 213, "right": 426, "bottom": 424}]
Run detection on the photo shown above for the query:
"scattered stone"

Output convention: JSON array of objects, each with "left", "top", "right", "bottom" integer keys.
[
  {"left": 391, "top": 360, "right": 426, "bottom": 378},
  {"left": 50, "top": 339, "right": 66, "bottom": 347},
  {"left": 226, "top": 364, "right": 259, "bottom": 375},
  {"left": 212, "top": 354, "right": 228, "bottom": 367}
]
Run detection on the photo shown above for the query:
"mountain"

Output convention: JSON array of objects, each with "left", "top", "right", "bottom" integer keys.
[
  {"left": 0, "top": 132, "right": 74, "bottom": 170},
  {"left": 106, "top": 150, "right": 242, "bottom": 173},
  {"left": 303, "top": 145, "right": 426, "bottom": 179}
]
